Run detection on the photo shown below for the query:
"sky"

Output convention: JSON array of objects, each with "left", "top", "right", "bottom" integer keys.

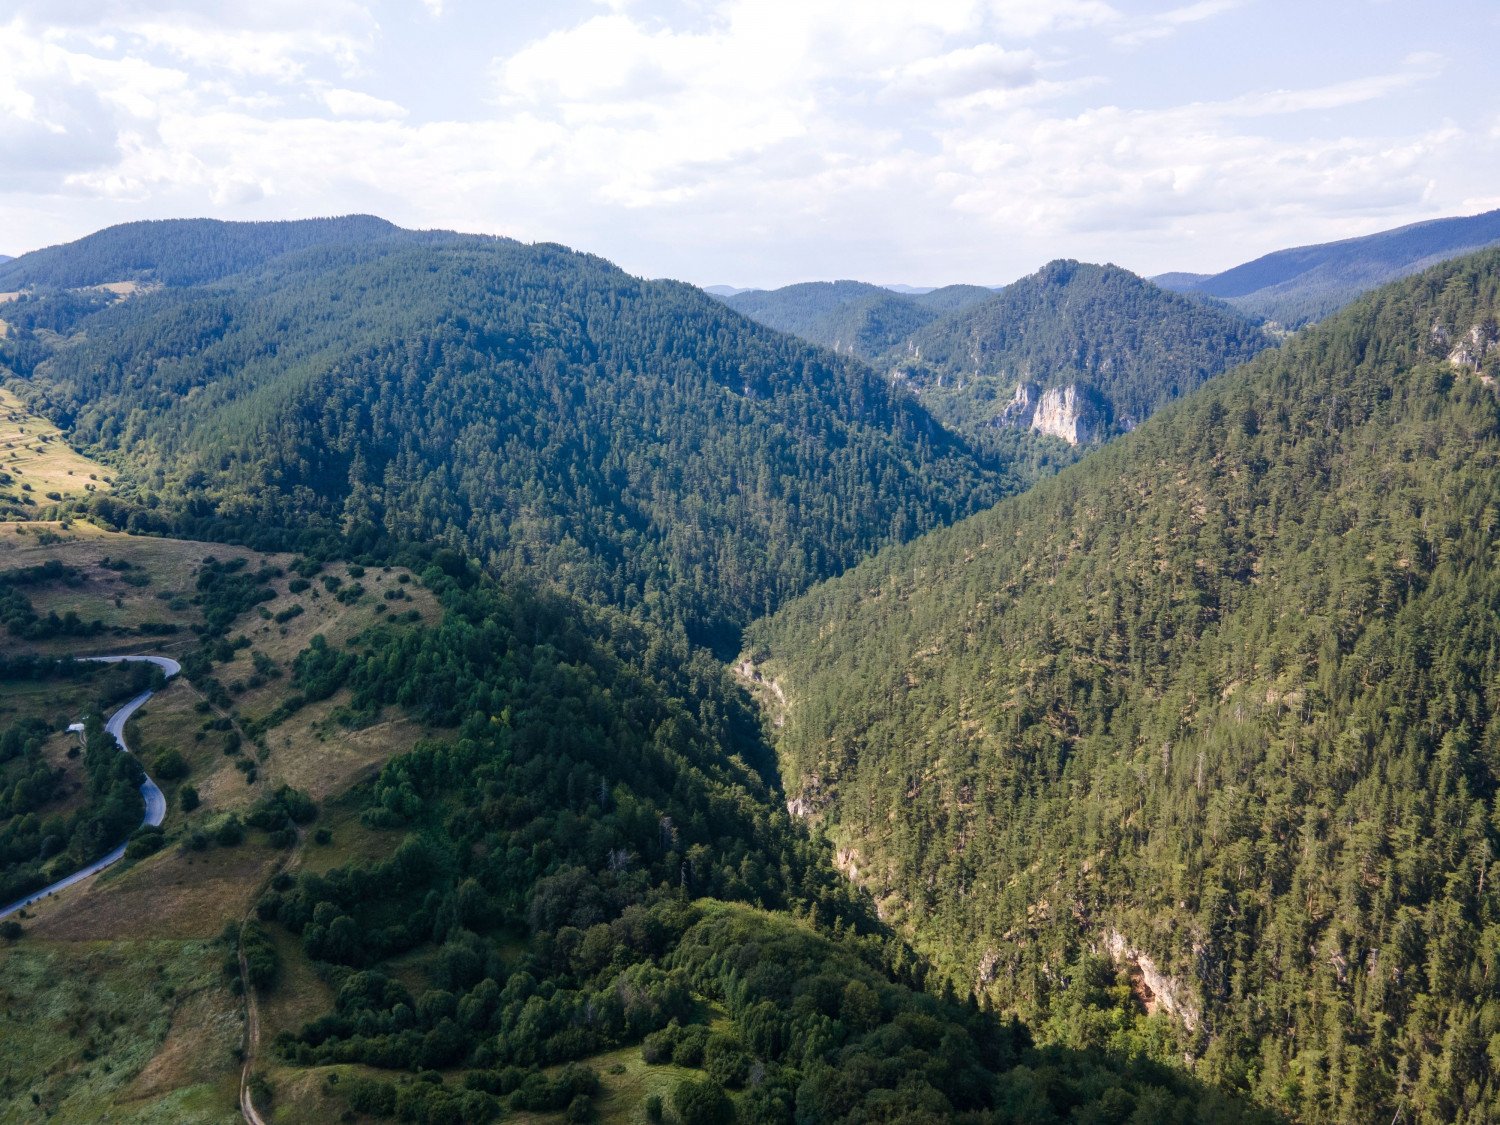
[{"left": 2, "top": 0, "right": 1498, "bottom": 288}]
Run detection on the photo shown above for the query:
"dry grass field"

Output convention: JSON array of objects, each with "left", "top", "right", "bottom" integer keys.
[
  {"left": 0, "top": 520, "right": 266, "bottom": 649},
  {"left": 0, "top": 387, "right": 113, "bottom": 507}
]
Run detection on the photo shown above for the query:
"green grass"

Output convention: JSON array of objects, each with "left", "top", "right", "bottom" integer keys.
[
  {"left": 0, "top": 663, "right": 142, "bottom": 729},
  {"left": 0, "top": 939, "right": 241, "bottom": 1123}
]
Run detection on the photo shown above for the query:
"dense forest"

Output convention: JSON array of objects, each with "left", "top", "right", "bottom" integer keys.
[
  {"left": 3, "top": 223, "right": 1012, "bottom": 650},
  {"left": 748, "top": 250, "right": 1500, "bottom": 1123},
  {"left": 884, "top": 261, "right": 1272, "bottom": 441},
  {"left": 0, "top": 214, "right": 447, "bottom": 290},
  {"left": 246, "top": 560, "right": 1272, "bottom": 1123},
  {"left": 8, "top": 214, "right": 1500, "bottom": 1123}
]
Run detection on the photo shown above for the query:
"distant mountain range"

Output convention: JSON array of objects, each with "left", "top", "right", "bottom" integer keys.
[
  {"left": 718, "top": 280, "right": 996, "bottom": 360},
  {"left": 1156, "top": 207, "right": 1500, "bottom": 327}
]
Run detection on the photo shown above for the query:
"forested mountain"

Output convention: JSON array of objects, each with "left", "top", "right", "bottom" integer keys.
[
  {"left": 1158, "top": 207, "right": 1500, "bottom": 327},
  {"left": 0, "top": 531, "right": 1273, "bottom": 1123},
  {"left": 0, "top": 215, "right": 436, "bottom": 290},
  {"left": 718, "top": 280, "right": 995, "bottom": 360},
  {"left": 911, "top": 284, "right": 1000, "bottom": 315},
  {"left": 721, "top": 281, "right": 934, "bottom": 358},
  {"left": 886, "top": 260, "right": 1272, "bottom": 444},
  {"left": 2, "top": 222, "right": 1009, "bottom": 648},
  {"left": 747, "top": 249, "right": 1500, "bottom": 1123}
]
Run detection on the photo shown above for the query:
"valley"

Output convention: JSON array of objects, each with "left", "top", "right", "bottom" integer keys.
[{"left": 0, "top": 214, "right": 1495, "bottom": 1125}]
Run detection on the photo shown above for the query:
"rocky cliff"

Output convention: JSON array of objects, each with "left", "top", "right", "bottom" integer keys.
[{"left": 991, "top": 380, "right": 1101, "bottom": 445}]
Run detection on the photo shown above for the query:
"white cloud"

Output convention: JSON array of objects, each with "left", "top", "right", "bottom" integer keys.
[
  {"left": 884, "top": 44, "right": 1042, "bottom": 98},
  {"left": 0, "top": 1, "right": 1493, "bottom": 286},
  {"left": 322, "top": 87, "right": 407, "bottom": 119},
  {"left": 1114, "top": 0, "right": 1243, "bottom": 46}
]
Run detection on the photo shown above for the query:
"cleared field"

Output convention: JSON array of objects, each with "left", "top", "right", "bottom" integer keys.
[
  {"left": 20, "top": 838, "right": 279, "bottom": 943},
  {"left": 0, "top": 660, "right": 146, "bottom": 728},
  {"left": 213, "top": 559, "right": 441, "bottom": 801},
  {"left": 255, "top": 924, "right": 334, "bottom": 1046},
  {"left": 0, "top": 938, "right": 241, "bottom": 1123},
  {"left": 0, "top": 387, "right": 113, "bottom": 506},
  {"left": 0, "top": 520, "right": 267, "bottom": 652}
]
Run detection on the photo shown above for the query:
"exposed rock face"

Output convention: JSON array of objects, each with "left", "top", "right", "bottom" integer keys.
[
  {"left": 991, "top": 380, "right": 1101, "bottom": 445},
  {"left": 1030, "top": 384, "right": 1099, "bottom": 445},
  {"left": 996, "top": 382, "right": 1037, "bottom": 428},
  {"left": 1105, "top": 930, "right": 1201, "bottom": 1030},
  {"left": 1446, "top": 320, "right": 1500, "bottom": 376}
]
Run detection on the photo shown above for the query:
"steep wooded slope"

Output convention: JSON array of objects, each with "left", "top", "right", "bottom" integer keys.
[
  {"left": 1158, "top": 208, "right": 1500, "bottom": 328},
  {"left": 722, "top": 280, "right": 936, "bottom": 358},
  {"left": 749, "top": 250, "right": 1500, "bottom": 1124},
  {"left": 3, "top": 225, "right": 1008, "bottom": 647}
]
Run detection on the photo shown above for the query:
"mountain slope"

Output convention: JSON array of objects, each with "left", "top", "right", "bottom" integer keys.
[
  {"left": 1158, "top": 207, "right": 1500, "bottom": 327},
  {"left": 748, "top": 249, "right": 1500, "bottom": 1124},
  {"left": 0, "top": 215, "right": 431, "bottom": 290},
  {"left": 721, "top": 280, "right": 932, "bottom": 356},
  {"left": 3, "top": 222, "right": 1009, "bottom": 647},
  {"left": 910, "top": 283, "right": 998, "bottom": 315},
  {"left": 887, "top": 260, "right": 1272, "bottom": 443}
]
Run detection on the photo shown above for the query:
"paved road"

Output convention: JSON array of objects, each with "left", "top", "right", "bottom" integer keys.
[{"left": 0, "top": 654, "right": 181, "bottom": 921}]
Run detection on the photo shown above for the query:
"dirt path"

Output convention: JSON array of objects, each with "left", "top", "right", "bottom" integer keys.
[{"left": 237, "top": 829, "right": 304, "bottom": 1124}]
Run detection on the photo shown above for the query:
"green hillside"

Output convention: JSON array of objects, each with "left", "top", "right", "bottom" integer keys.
[
  {"left": 747, "top": 250, "right": 1500, "bottom": 1124},
  {"left": 722, "top": 281, "right": 934, "bottom": 358},
  {"left": 3, "top": 225, "right": 1009, "bottom": 649}
]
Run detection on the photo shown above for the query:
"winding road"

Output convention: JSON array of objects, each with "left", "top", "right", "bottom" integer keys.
[{"left": 0, "top": 654, "right": 181, "bottom": 921}]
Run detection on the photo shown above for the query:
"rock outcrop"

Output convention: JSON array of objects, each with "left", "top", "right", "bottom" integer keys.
[
  {"left": 1104, "top": 930, "right": 1201, "bottom": 1030},
  {"left": 1446, "top": 320, "right": 1500, "bottom": 379},
  {"left": 990, "top": 380, "right": 1102, "bottom": 445},
  {"left": 1030, "top": 384, "right": 1099, "bottom": 445}
]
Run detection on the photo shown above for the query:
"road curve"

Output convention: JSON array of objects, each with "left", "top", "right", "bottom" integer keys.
[{"left": 0, "top": 654, "right": 181, "bottom": 921}]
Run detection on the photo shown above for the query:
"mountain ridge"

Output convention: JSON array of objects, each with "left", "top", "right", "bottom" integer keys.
[{"left": 1156, "top": 207, "right": 1500, "bottom": 327}]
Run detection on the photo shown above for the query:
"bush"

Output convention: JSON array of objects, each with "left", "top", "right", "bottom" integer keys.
[
  {"left": 671, "top": 1024, "right": 710, "bottom": 1068},
  {"left": 153, "top": 748, "right": 190, "bottom": 780},
  {"left": 180, "top": 784, "right": 200, "bottom": 812},
  {"left": 704, "top": 1033, "right": 751, "bottom": 1089},
  {"left": 242, "top": 920, "right": 281, "bottom": 990},
  {"left": 672, "top": 1079, "right": 733, "bottom": 1125},
  {"left": 125, "top": 826, "right": 165, "bottom": 860}
]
